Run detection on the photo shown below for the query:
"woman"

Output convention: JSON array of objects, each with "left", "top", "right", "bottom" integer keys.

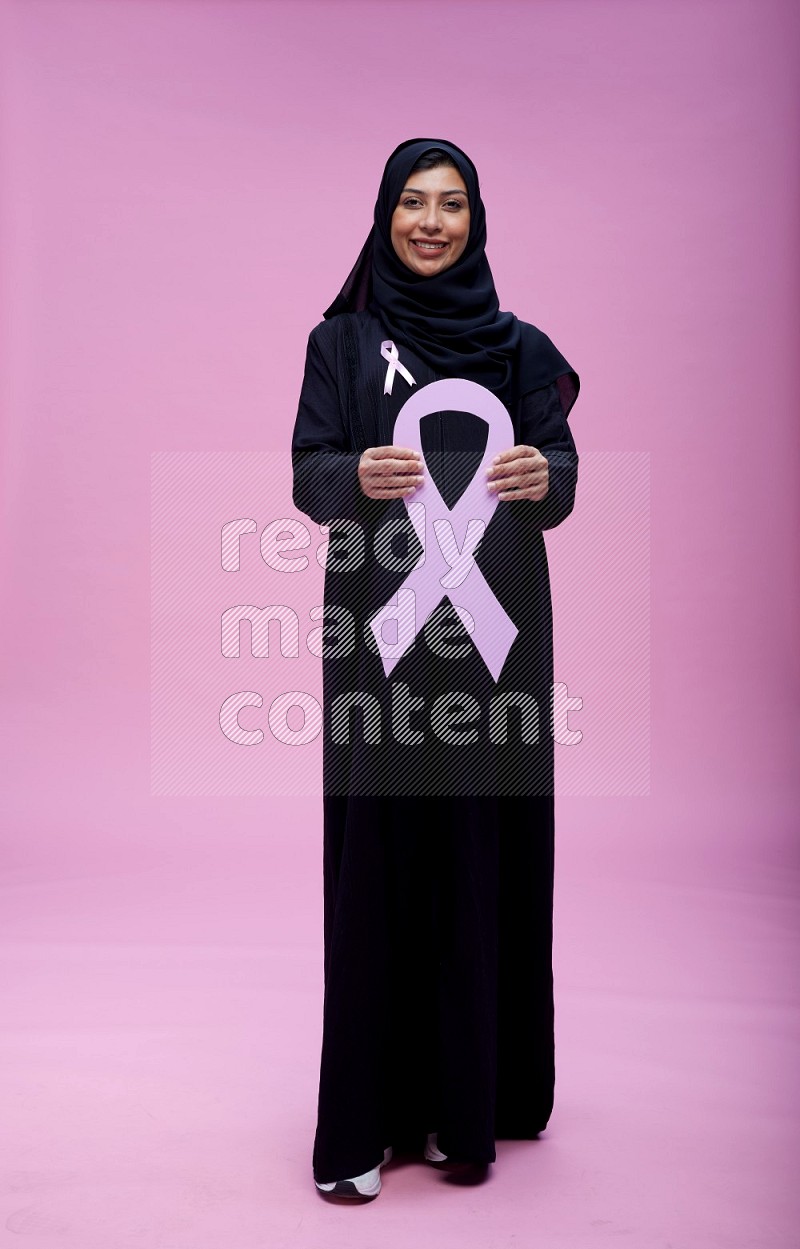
[{"left": 291, "top": 138, "right": 580, "bottom": 1200}]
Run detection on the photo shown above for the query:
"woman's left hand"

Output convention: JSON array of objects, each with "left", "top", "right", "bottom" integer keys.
[{"left": 485, "top": 445, "right": 549, "bottom": 501}]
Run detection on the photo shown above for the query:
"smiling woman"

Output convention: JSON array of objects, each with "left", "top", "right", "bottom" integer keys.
[
  {"left": 389, "top": 163, "right": 470, "bottom": 275},
  {"left": 291, "top": 137, "right": 580, "bottom": 1202}
]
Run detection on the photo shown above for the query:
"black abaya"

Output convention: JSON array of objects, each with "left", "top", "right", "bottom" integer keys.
[{"left": 291, "top": 308, "right": 579, "bottom": 1184}]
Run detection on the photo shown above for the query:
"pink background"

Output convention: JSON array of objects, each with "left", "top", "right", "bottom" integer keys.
[{"left": 1, "top": 0, "right": 798, "bottom": 1244}]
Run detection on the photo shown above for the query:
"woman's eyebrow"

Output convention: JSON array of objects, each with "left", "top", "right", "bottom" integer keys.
[{"left": 401, "top": 186, "right": 469, "bottom": 197}]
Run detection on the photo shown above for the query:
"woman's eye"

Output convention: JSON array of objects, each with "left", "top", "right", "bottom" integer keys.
[{"left": 401, "top": 198, "right": 465, "bottom": 210}]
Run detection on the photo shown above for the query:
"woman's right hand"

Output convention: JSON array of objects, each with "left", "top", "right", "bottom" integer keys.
[{"left": 358, "top": 446, "right": 424, "bottom": 499}]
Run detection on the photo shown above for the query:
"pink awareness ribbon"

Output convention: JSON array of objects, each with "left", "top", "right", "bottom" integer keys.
[
  {"left": 368, "top": 378, "right": 519, "bottom": 683},
  {"left": 381, "top": 340, "right": 416, "bottom": 395}
]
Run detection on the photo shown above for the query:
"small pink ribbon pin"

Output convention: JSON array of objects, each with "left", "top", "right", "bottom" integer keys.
[
  {"left": 381, "top": 340, "right": 416, "bottom": 395},
  {"left": 368, "top": 378, "right": 519, "bottom": 684}
]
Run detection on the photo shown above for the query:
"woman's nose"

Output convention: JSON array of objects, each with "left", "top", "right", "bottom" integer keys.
[{"left": 420, "top": 204, "right": 442, "bottom": 231}]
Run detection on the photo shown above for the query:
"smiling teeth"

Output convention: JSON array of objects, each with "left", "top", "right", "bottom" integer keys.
[{"left": 414, "top": 242, "right": 445, "bottom": 249}]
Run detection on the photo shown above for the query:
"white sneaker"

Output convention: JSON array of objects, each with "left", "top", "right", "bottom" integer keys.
[
  {"left": 425, "top": 1132, "right": 482, "bottom": 1172},
  {"left": 424, "top": 1132, "right": 448, "bottom": 1163},
  {"left": 315, "top": 1146, "right": 393, "bottom": 1199}
]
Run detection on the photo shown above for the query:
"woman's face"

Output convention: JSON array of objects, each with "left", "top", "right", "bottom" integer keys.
[{"left": 390, "top": 164, "right": 470, "bottom": 276}]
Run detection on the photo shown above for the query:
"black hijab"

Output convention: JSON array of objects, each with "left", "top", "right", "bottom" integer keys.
[{"left": 323, "top": 137, "right": 579, "bottom": 411}]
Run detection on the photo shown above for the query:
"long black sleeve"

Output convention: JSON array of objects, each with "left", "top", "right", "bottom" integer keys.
[
  {"left": 291, "top": 326, "right": 390, "bottom": 528},
  {"left": 510, "top": 380, "right": 579, "bottom": 530}
]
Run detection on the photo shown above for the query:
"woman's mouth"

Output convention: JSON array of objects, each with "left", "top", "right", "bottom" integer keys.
[{"left": 410, "top": 240, "right": 448, "bottom": 255}]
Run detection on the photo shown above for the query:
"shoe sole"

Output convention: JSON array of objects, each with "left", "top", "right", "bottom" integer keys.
[{"left": 315, "top": 1147, "right": 392, "bottom": 1200}]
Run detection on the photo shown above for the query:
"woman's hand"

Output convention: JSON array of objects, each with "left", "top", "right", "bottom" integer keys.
[
  {"left": 358, "top": 446, "right": 424, "bottom": 499},
  {"left": 485, "top": 445, "right": 549, "bottom": 501}
]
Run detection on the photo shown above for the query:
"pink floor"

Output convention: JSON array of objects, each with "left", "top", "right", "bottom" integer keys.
[{"left": 1, "top": 758, "right": 797, "bottom": 1248}]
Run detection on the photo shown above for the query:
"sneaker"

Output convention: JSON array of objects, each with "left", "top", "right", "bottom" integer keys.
[
  {"left": 315, "top": 1146, "right": 393, "bottom": 1199},
  {"left": 424, "top": 1132, "right": 486, "bottom": 1175},
  {"left": 424, "top": 1132, "right": 448, "bottom": 1163}
]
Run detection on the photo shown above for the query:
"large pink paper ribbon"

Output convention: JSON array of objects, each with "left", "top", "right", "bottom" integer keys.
[{"left": 368, "top": 378, "right": 518, "bottom": 683}]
